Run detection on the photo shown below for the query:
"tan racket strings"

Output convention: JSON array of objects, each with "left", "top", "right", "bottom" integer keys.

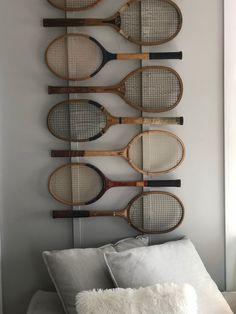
[
  {"left": 52, "top": 191, "right": 184, "bottom": 234},
  {"left": 45, "top": 33, "right": 182, "bottom": 81},
  {"left": 48, "top": 163, "right": 181, "bottom": 205},
  {"left": 44, "top": 0, "right": 183, "bottom": 46},
  {"left": 47, "top": 0, "right": 102, "bottom": 11},
  {"left": 47, "top": 99, "right": 184, "bottom": 142},
  {"left": 51, "top": 130, "right": 185, "bottom": 176}
]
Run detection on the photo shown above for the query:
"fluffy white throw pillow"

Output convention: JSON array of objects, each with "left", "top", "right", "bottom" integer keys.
[{"left": 75, "top": 283, "right": 197, "bottom": 314}]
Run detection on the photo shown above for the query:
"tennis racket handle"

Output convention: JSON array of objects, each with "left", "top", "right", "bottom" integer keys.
[
  {"left": 150, "top": 51, "right": 182, "bottom": 60},
  {"left": 51, "top": 150, "right": 123, "bottom": 157},
  {"left": 146, "top": 180, "right": 181, "bottom": 187},
  {"left": 122, "top": 117, "right": 184, "bottom": 125},
  {"left": 43, "top": 18, "right": 104, "bottom": 27},
  {"left": 48, "top": 86, "right": 115, "bottom": 95},
  {"left": 51, "top": 150, "right": 84, "bottom": 157},
  {"left": 53, "top": 210, "right": 125, "bottom": 218},
  {"left": 53, "top": 210, "right": 89, "bottom": 218}
]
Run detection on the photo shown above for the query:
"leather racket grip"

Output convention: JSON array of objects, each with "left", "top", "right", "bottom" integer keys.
[
  {"left": 52, "top": 210, "right": 89, "bottom": 218},
  {"left": 43, "top": 18, "right": 103, "bottom": 27},
  {"left": 147, "top": 180, "right": 181, "bottom": 187},
  {"left": 150, "top": 51, "right": 182, "bottom": 60},
  {"left": 51, "top": 150, "right": 84, "bottom": 157}
]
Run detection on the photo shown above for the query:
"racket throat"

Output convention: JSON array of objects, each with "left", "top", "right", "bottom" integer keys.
[{"left": 103, "top": 15, "right": 121, "bottom": 29}]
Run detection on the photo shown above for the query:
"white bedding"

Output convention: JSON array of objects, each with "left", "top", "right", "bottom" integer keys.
[
  {"left": 27, "top": 290, "right": 236, "bottom": 314},
  {"left": 27, "top": 291, "right": 64, "bottom": 314}
]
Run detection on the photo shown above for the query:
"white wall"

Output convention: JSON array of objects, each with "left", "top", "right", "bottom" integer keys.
[
  {"left": 0, "top": 1, "right": 72, "bottom": 313},
  {"left": 0, "top": 0, "right": 224, "bottom": 313},
  {"left": 224, "top": 0, "right": 236, "bottom": 291}
]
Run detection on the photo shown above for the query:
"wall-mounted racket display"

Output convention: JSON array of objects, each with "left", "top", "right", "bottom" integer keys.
[
  {"left": 48, "top": 163, "right": 181, "bottom": 205},
  {"left": 48, "top": 66, "right": 183, "bottom": 113},
  {"left": 52, "top": 191, "right": 184, "bottom": 234},
  {"left": 45, "top": 33, "right": 182, "bottom": 80},
  {"left": 50, "top": 130, "right": 185, "bottom": 176},
  {"left": 48, "top": 99, "right": 184, "bottom": 142},
  {"left": 47, "top": 0, "right": 102, "bottom": 11},
  {"left": 44, "top": 0, "right": 182, "bottom": 46}
]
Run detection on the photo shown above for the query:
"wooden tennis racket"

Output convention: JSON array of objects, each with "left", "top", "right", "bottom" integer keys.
[
  {"left": 48, "top": 99, "right": 184, "bottom": 142},
  {"left": 52, "top": 191, "right": 184, "bottom": 234},
  {"left": 47, "top": 0, "right": 102, "bottom": 11},
  {"left": 45, "top": 33, "right": 182, "bottom": 81},
  {"left": 51, "top": 130, "right": 185, "bottom": 176},
  {"left": 44, "top": 0, "right": 182, "bottom": 46},
  {"left": 48, "top": 66, "right": 183, "bottom": 113},
  {"left": 48, "top": 163, "right": 181, "bottom": 205}
]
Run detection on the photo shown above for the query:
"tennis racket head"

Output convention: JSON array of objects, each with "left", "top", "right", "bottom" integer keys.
[
  {"left": 119, "top": 0, "right": 182, "bottom": 45},
  {"left": 126, "top": 130, "right": 185, "bottom": 175},
  {"left": 48, "top": 163, "right": 107, "bottom": 205},
  {"left": 45, "top": 33, "right": 106, "bottom": 81},
  {"left": 120, "top": 66, "right": 183, "bottom": 112},
  {"left": 127, "top": 191, "right": 184, "bottom": 233},
  {"left": 47, "top": 99, "right": 110, "bottom": 142},
  {"left": 47, "top": 0, "right": 102, "bottom": 11}
]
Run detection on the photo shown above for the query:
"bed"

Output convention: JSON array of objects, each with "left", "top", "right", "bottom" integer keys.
[
  {"left": 27, "top": 290, "right": 236, "bottom": 314},
  {"left": 27, "top": 238, "right": 236, "bottom": 314}
]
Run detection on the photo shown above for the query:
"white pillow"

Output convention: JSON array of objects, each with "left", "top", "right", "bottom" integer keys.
[
  {"left": 43, "top": 235, "right": 149, "bottom": 314},
  {"left": 104, "top": 238, "right": 233, "bottom": 314},
  {"left": 75, "top": 283, "right": 197, "bottom": 314}
]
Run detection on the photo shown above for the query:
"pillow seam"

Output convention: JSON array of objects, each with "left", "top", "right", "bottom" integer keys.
[
  {"left": 103, "top": 254, "right": 119, "bottom": 288},
  {"left": 42, "top": 253, "right": 69, "bottom": 314}
]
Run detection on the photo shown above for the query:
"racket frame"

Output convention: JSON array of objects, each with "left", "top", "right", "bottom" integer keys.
[
  {"left": 47, "top": 0, "right": 102, "bottom": 11},
  {"left": 47, "top": 98, "right": 184, "bottom": 142},
  {"left": 48, "top": 162, "right": 182, "bottom": 205},
  {"left": 50, "top": 129, "right": 186, "bottom": 176},
  {"left": 48, "top": 66, "right": 184, "bottom": 113},
  {"left": 45, "top": 33, "right": 182, "bottom": 81},
  {"left": 44, "top": 0, "right": 183, "bottom": 46},
  {"left": 52, "top": 191, "right": 185, "bottom": 234}
]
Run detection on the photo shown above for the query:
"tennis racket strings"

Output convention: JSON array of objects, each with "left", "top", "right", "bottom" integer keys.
[
  {"left": 129, "top": 193, "right": 183, "bottom": 232},
  {"left": 120, "top": 0, "right": 182, "bottom": 44},
  {"left": 124, "top": 66, "right": 181, "bottom": 111},
  {"left": 48, "top": 0, "right": 101, "bottom": 11}
]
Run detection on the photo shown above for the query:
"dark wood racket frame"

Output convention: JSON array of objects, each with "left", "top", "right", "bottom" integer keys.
[
  {"left": 47, "top": 0, "right": 102, "bottom": 11},
  {"left": 48, "top": 162, "right": 181, "bottom": 206},
  {"left": 48, "top": 66, "right": 183, "bottom": 113},
  {"left": 52, "top": 191, "right": 185, "bottom": 234},
  {"left": 50, "top": 130, "right": 186, "bottom": 176},
  {"left": 44, "top": 0, "right": 183, "bottom": 46},
  {"left": 47, "top": 99, "right": 184, "bottom": 142}
]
